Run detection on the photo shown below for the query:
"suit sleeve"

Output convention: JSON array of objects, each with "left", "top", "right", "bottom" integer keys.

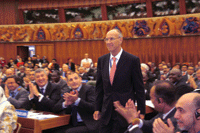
[
  {"left": 40, "top": 87, "right": 61, "bottom": 112},
  {"left": 8, "top": 90, "right": 29, "bottom": 109},
  {"left": 95, "top": 58, "right": 104, "bottom": 111},
  {"left": 78, "top": 85, "right": 95, "bottom": 113},
  {"left": 132, "top": 57, "right": 145, "bottom": 114}
]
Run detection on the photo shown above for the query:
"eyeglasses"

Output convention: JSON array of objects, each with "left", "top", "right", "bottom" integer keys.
[{"left": 104, "top": 37, "right": 120, "bottom": 42}]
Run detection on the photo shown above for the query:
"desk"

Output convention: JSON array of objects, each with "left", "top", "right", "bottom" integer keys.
[{"left": 18, "top": 113, "right": 70, "bottom": 133}]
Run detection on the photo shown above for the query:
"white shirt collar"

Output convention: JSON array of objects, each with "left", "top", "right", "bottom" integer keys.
[
  {"left": 40, "top": 82, "right": 48, "bottom": 90},
  {"left": 110, "top": 48, "right": 123, "bottom": 61},
  {"left": 163, "top": 107, "right": 175, "bottom": 119}
]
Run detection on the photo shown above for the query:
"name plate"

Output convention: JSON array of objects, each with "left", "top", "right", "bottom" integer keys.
[
  {"left": 16, "top": 110, "right": 28, "bottom": 118},
  {"left": 82, "top": 80, "right": 88, "bottom": 83}
]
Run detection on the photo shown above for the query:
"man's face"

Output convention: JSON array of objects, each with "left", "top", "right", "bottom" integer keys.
[
  {"left": 187, "top": 66, "right": 194, "bottom": 75},
  {"left": 163, "top": 65, "right": 169, "bottom": 74},
  {"left": 35, "top": 71, "right": 48, "bottom": 87},
  {"left": 67, "top": 73, "right": 82, "bottom": 90},
  {"left": 105, "top": 30, "right": 122, "bottom": 54},
  {"left": 7, "top": 78, "right": 18, "bottom": 91},
  {"left": 25, "top": 68, "right": 31, "bottom": 76},
  {"left": 169, "top": 70, "right": 180, "bottom": 83},
  {"left": 181, "top": 66, "right": 187, "bottom": 72},
  {"left": 29, "top": 71, "right": 35, "bottom": 81},
  {"left": 158, "top": 64, "right": 163, "bottom": 71},
  {"left": 52, "top": 60, "right": 56, "bottom": 64},
  {"left": 79, "top": 67, "right": 85, "bottom": 74},
  {"left": 62, "top": 65, "right": 68, "bottom": 72},
  {"left": 85, "top": 53, "right": 88, "bottom": 59},
  {"left": 150, "top": 86, "right": 162, "bottom": 112},
  {"left": 51, "top": 72, "right": 60, "bottom": 83},
  {"left": 174, "top": 97, "right": 195, "bottom": 131}
]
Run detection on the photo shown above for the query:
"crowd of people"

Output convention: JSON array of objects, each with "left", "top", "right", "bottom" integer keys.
[{"left": 0, "top": 29, "right": 200, "bottom": 133}]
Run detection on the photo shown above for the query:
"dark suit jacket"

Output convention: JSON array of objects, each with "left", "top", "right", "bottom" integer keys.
[
  {"left": 8, "top": 87, "right": 29, "bottom": 109},
  {"left": 53, "top": 84, "right": 98, "bottom": 131},
  {"left": 142, "top": 108, "right": 177, "bottom": 133},
  {"left": 66, "top": 62, "right": 75, "bottom": 72},
  {"left": 95, "top": 50, "right": 145, "bottom": 126},
  {"left": 24, "top": 82, "right": 61, "bottom": 112}
]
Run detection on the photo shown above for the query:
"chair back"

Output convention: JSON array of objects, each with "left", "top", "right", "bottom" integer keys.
[{"left": 14, "top": 122, "right": 21, "bottom": 133}]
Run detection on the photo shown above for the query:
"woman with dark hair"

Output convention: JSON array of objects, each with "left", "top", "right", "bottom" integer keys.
[{"left": 66, "top": 57, "right": 75, "bottom": 72}]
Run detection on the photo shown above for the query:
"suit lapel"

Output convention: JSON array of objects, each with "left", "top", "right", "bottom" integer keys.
[{"left": 104, "top": 54, "right": 110, "bottom": 83}]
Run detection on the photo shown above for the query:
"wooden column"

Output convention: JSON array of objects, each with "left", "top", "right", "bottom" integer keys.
[
  {"left": 58, "top": 7, "right": 66, "bottom": 23},
  {"left": 101, "top": 4, "right": 108, "bottom": 20},
  {"left": 18, "top": 9, "right": 24, "bottom": 24},
  {"left": 179, "top": 0, "right": 186, "bottom": 14},
  {"left": 146, "top": 0, "right": 153, "bottom": 17}
]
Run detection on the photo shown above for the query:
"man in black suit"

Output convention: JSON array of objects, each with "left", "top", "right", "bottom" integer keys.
[
  {"left": 168, "top": 69, "right": 187, "bottom": 87},
  {"left": 24, "top": 68, "right": 61, "bottom": 112},
  {"left": 93, "top": 29, "right": 145, "bottom": 133},
  {"left": 53, "top": 72, "right": 98, "bottom": 133},
  {"left": 114, "top": 80, "right": 177, "bottom": 133}
]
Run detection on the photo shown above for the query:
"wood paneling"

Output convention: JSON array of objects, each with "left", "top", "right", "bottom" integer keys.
[{"left": 1, "top": 35, "right": 200, "bottom": 67}]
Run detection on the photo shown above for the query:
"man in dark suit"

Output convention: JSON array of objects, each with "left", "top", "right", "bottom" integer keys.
[
  {"left": 53, "top": 72, "right": 98, "bottom": 133},
  {"left": 168, "top": 69, "right": 187, "bottom": 87},
  {"left": 24, "top": 68, "right": 61, "bottom": 112},
  {"left": 114, "top": 80, "right": 177, "bottom": 133},
  {"left": 4, "top": 75, "right": 29, "bottom": 109},
  {"left": 93, "top": 29, "right": 145, "bottom": 133}
]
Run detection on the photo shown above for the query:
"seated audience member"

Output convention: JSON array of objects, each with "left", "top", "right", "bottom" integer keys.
[
  {"left": 66, "top": 57, "right": 75, "bottom": 72},
  {"left": 48, "top": 59, "right": 60, "bottom": 71},
  {"left": 26, "top": 57, "right": 34, "bottom": 68},
  {"left": 0, "top": 57, "right": 6, "bottom": 67},
  {"left": 2, "top": 68, "right": 15, "bottom": 84},
  {"left": 142, "top": 72, "right": 153, "bottom": 100},
  {"left": 16, "top": 58, "right": 24, "bottom": 68},
  {"left": 188, "top": 69, "right": 200, "bottom": 89},
  {"left": 78, "top": 66, "right": 90, "bottom": 80},
  {"left": 23, "top": 70, "right": 35, "bottom": 90},
  {"left": 172, "top": 63, "right": 181, "bottom": 70},
  {"left": 24, "top": 68, "right": 61, "bottom": 112},
  {"left": 61, "top": 64, "right": 69, "bottom": 78},
  {"left": 141, "top": 63, "right": 154, "bottom": 83},
  {"left": 113, "top": 80, "right": 177, "bottom": 133},
  {"left": 4, "top": 75, "right": 28, "bottom": 109},
  {"left": 0, "top": 86, "right": 17, "bottom": 132},
  {"left": 152, "top": 92, "right": 200, "bottom": 133},
  {"left": 36, "top": 55, "right": 42, "bottom": 67},
  {"left": 14, "top": 55, "right": 20, "bottom": 64},
  {"left": 17, "top": 66, "right": 26, "bottom": 78},
  {"left": 41, "top": 56, "right": 49, "bottom": 64},
  {"left": 53, "top": 72, "right": 98, "bottom": 133},
  {"left": 159, "top": 64, "right": 170, "bottom": 80},
  {"left": 51, "top": 70, "right": 70, "bottom": 95},
  {"left": 43, "top": 67, "right": 52, "bottom": 81},
  {"left": 84, "top": 62, "right": 95, "bottom": 79},
  {"left": 7, "top": 58, "right": 15, "bottom": 68},
  {"left": 168, "top": 69, "right": 187, "bottom": 87}
]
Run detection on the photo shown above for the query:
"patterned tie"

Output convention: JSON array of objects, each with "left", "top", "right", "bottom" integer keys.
[
  {"left": 110, "top": 57, "right": 116, "bottom": 85},
  {"left": 40, "top": 88, "right": 44, "bottom": 95},
  {"left": 10, "top": 91, "right": 15, "bottom": 98}
]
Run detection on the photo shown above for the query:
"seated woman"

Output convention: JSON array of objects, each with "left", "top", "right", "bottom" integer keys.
[{"left": 0, "top": 86, "right": 17, "bottom": 133}]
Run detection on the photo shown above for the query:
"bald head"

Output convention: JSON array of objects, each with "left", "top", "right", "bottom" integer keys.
[{"left": 6, "top": 69, "right": 14, "bottom": 77}]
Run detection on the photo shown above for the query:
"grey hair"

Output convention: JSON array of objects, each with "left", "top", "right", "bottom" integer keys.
[{"left": 35, "top": 68, "right": 47, "bottom": 76}]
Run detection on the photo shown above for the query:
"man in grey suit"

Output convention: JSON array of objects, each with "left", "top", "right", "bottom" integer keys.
[
  {"left": 4, "top": 75, "right": 28, "bottom": 109},
  {"left": 93, "top": 29, "right": 145, "bottom": 133},
  {"left": 114, "top": 80, "right": 177, "bottom": 133}
]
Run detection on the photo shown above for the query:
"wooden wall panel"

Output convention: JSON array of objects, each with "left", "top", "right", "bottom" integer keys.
[{"left": 1, "top": 35, "right": 200, "bottom": 67}]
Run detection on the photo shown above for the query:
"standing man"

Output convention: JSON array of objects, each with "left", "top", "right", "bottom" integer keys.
[{"left": 93, "top": 29, "right": 145, "bottom": 133}]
